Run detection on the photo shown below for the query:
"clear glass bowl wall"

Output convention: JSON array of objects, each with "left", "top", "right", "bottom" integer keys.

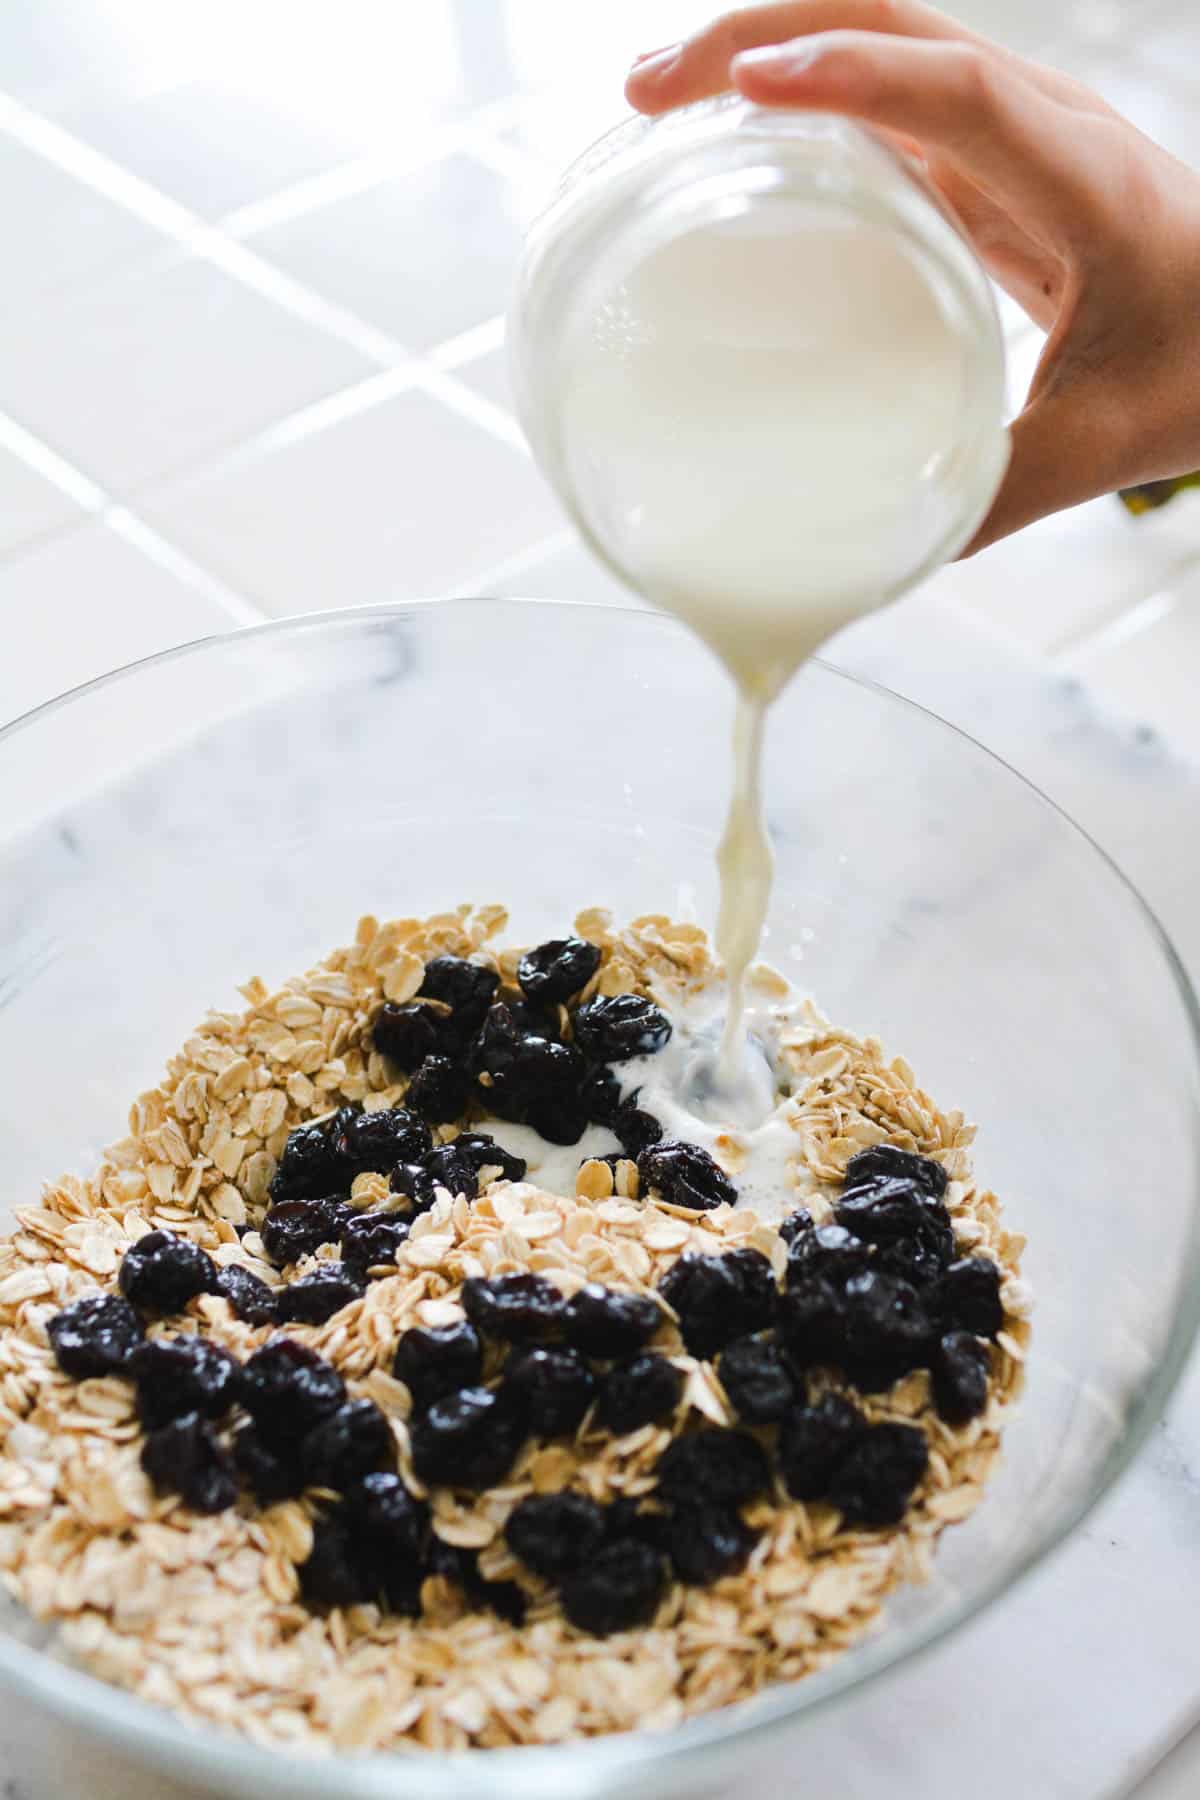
[{"left": 0, "top": 601, "right": 1197, "bottom": 1800}]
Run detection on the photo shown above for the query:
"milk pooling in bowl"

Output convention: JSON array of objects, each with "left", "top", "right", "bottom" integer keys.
[{"left": 511, "top": 102, "right": 1009, "bottom": 1100}]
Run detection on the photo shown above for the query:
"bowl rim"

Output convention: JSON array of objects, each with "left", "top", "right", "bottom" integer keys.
[{"left": 2, "top": 595, "right": 1199, "bottom": 1796}]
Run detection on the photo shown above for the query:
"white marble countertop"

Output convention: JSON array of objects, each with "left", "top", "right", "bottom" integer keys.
[{"left": 1, "top": 593, "right": 1197, "bottom": 1800}]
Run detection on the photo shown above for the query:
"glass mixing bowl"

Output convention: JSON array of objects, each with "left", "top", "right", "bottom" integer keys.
[{"left": 0, "top": 600, "right": 1197, "bottom": 1800}]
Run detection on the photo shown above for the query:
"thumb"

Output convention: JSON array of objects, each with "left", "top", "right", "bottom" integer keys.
[{"left": 963, "top": 336, "right": 1116, "bottom": 553}]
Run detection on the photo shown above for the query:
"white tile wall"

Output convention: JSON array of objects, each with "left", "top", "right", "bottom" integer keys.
[
  {"left": 141, "top": 382, "right": 566, "bottom": 614},
  {"left": 58, "top": 79, "right": 369, "bottom": 219},
  {"left": 0, "top": 0, "right": 1198, "bottom": 753},
  {"left": 244, "top": 152, "right": 541, "bottom": 351},
  {"left": 0, "top": 256, "right": 373, "bottom": 491},
  {"left": 0, "top": 523, "right": 233, "bottom": 723},
  {"left": 0, "top": 448, "right": 86, "bottom": 558},
  {"left": 0, "top": 130, "right": 159, "bottom": 313},
  {"left": 1070, "top": 563, "right": 1200, "bottom": 749}
]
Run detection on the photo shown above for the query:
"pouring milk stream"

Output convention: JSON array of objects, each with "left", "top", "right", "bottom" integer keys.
[{"left": 511, "top": 103, "right": 1009, "bottom": 1114}]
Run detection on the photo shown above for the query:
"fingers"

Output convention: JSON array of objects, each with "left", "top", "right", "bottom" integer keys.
[
  {"left": 626, "top": 1, "right": 1096, "bottom": 116},
  {"left": 965, "top": 394, "right": 1101, "bottom": 550},
  {"left": 625, "top": 0, "right": 975, "bottom": 111},
  {"left": 730, "top": 33, "right": 1108, "bottom": 250}
]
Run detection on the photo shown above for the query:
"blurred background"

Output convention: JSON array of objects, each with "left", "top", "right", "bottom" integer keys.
[{"left": 1, "top": 0, "right": 1200, "bottom": 750}]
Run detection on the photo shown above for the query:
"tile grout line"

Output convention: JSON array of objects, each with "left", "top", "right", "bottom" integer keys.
[
  {"left": 0, "top": 90, "right": 539, "bottom": 480},
  {"left": 442, "top": 526, "right": 582, "bottom": 599},
  {"left": 426, "top": 314, "right": 508, "bottom": 372},
  {"left": 0, "top": 92, "right": 426, "bottom": 381},
  {"left": 0, "top": 414, "right": 107, "bottom": 514},
  {"left": 414, "top": 366, "right": 528, "bottom": 452},
  {"left": 1046, "top": 547, "right": 1200, "bottom": 663},
  {"left": 1050, "top": 587, "right": 1181, "bottom": 666},
  {"left": 216, "top": 136, "right": 466, "bottom": 240},
  {"left": 103, "top": 511, "right": 268, "bottom": 628},
  {"left": 213, "top": 85, "right": 537, "bottom": 242},
  {"left": 0, "top": 407, "right": 268, "bottom": 630}
]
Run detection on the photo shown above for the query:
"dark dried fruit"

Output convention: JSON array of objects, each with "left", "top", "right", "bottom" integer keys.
[
  {"left": 873, "top": 1230, "right": 953, "bottom": 1291},
  {"left": 307, "top": 1479, "right": 429, "bottom": 1616},
  {"left": 934, "top": 1257, "right": 1004, "bottom": 1338},
  {"left": 573, "top": 994, "right": 672, "bottom": 1063},
  {"left": 827, "top": 1421, "right": 929, "bottom": 1527},
  {"left": 835, "top": 1179, "right": 955, "bottom": 1257},
  {"left": 527, "top": 1089, "right": 590, "bottom": 1147},
  {"left": 932, "top": 1331, "right": 990, "bottom": 1425},
  {"left": 843, "top": 1143, "right": 948, "bottom": 1199},
  {"left": 560, "top": 1539, "right": 666, "bottom": 1635},
  {"left": 580, "top": 1065, "right": 624, "bottom": 1127},
  {"left": 502, "top": 1346, "right": 595, "bottom": 1437},
  {"left": 129, "top": 1335, "right": 239, "bottom": 1431},
  {"left": 775, "top": 1272, "right": 848, "bottom": 1366},
  {"left": 339, "top": 1214, "right": 410, "bottom": 1279},
  {"left": 422, "top": 1144, "right": 478, "bottom": 1200},
  {"left": 388, "top": 1161, "right": 439, "bottom": 1211},
  {"left": 275, "top": 1263, "right": 365, "bottom": 1326},
  {"left": 260, "top": 1198, "right": 352, "bottom": 1269},
  {"left": 118, "top": 1230, "right": 218, "bottom": 1315},
  {"left": 841, "top": 1270, "right": 934, "bottom": 1386},
  {"left": 46, "top": 1294, "right": 143, "bottom": 1377},
  {"left": 393, "top": 1320, "right": 483, "bottom": 1412},
  {"left": 418, "top": 956, "right": 500, "bottom": 1043},
  {"left": 517, "top": 937, "right": 602, "bottom": 1007},
  {"left": 513, "top": 1036, "right": 587, "bottom": 1111},
  {"left": 612, "top": 1103, "right": 663, "bottom": 1158},
  {"left": 430, "top": 1540, "right": 526, "bottom": 1624},
  {"left": 406, "top": 1055, "right": 473, "bottom": 1123},
  {"left": 778, "top": 1208, "right": 814, "bottom": 1247},
  {"left": 461, "top": 1272, "right": 566, "bottom": 1342},
  {"left": 268, "top": 1122, "right": 346, "bottom": 1202},
  {"left": 655, "top": 1429, "right": 771, "bottom": 1507},
  {"left": 213, "top": 1264, "right": 278, "bottom": 1326},
  {"left": 302, "top": 1398, "right": 394, "bottom": 1488},
  {"left": 409, "top": 1386, "right": 526, "bottom": 1490},
  {"left": 637, "top": 1141, "right": 737, "bottom": 1212},
  {"left": 345, "top": 1471, "right": 430, "bottom": 1563},
  {"left": 450, "top": 1131, "right": 527, "bottom": 1183},
  {"left": 233, "top": 1426, "right": 304, "bottom": 1504},
  {"left": 603, "top": 1498, "right": 670, "bottom": 1551},
  {"left": 563, "top": 1283, "right": 660, "bottom": 1359},
  {"left": 664, "top": 1503, "right": 759, "bottom": 1586},
  {"left": 469, "top": 1003, "right": 527, "bottom": 1083},
  {"left": 299, "top": 1515, "right": 375, "bottom": 1609},
  {"left": 371, "top": 1002, "right": 441, "bottom": 1071},
  {"left": 238, "top": 1339, "right": 346, "bottom": 1442},
  {"left": 778, "top": 1394, "right": 865, "bottom": 1500},
  {"left": 785, "top": 1223, "right": 872, "bottom": 1289},
  {"left": 718, "top": 1335, "right": 796, "bottom": 1425},
  {"left": 657, "top": 1249, "right": 776, "bottom": 1357},
  {"left": 504, "top": 1492, "right": 607, "bottom": 1580},
  {"left": 334, "top": 1107, "right": 431, "bottom": 1174},
  {"left": 499, "top": 996, "right": 561, "bottom": 1039},
  {"left": 597, "top": 1353, "right": 685, "bottom": 1434},
  {"left": 141, "top": 1412, "right": 238, "bottom": 1514}
]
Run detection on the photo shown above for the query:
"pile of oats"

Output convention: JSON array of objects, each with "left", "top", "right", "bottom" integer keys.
[{"left": 0, "top": 908, "right": 1028, "bottom": 1752}]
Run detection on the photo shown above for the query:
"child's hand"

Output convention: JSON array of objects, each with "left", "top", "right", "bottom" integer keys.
[{"left": 627, "top": 3, "right": 1200, "bottom": 551}]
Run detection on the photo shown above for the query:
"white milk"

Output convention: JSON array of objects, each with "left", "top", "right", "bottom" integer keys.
[
  {"left": 481, "top": 989, "right": 818, "bottom": 1226},
  {"left": 558, "top": 209, "right": 977, "bottom": 1089}
]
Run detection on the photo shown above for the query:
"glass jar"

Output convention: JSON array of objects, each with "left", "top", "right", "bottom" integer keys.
[{"left": 510, "top": 98, "right": 1009, "bottom": 629}]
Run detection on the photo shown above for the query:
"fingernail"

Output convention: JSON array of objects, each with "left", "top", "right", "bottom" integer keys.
[
  {"left": 628, "top": 43, "right": 681, "bottom": 82},
  {"left": 733, "top": 41, "right": 822, "bottom": 81}
]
